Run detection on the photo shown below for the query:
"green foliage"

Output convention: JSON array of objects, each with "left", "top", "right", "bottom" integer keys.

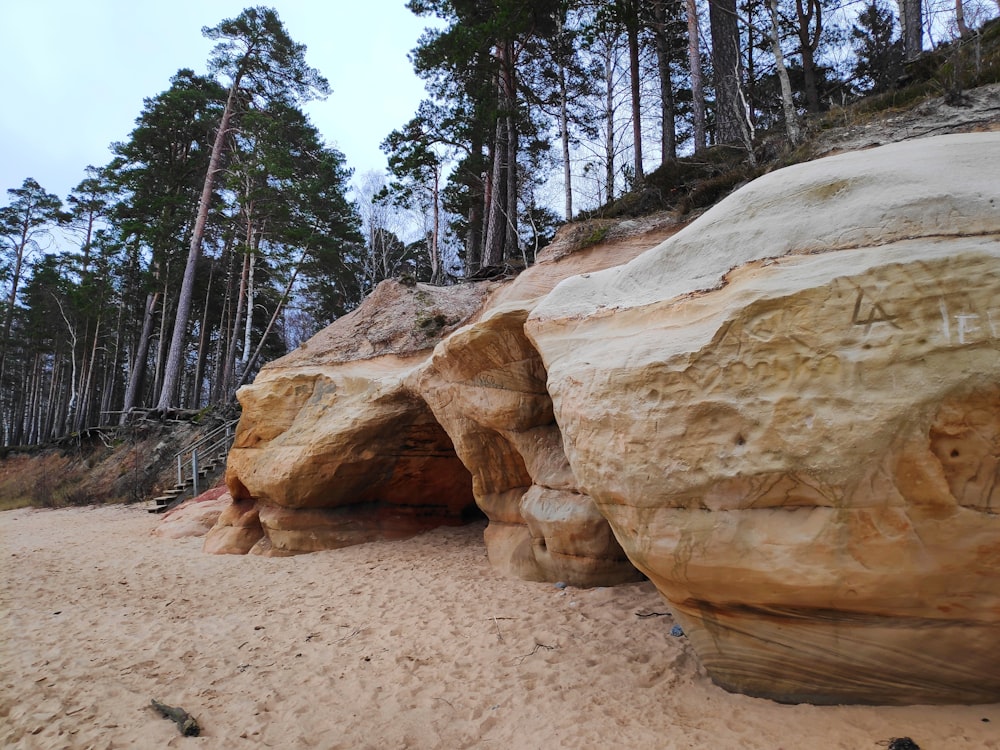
[
  {"left": 108, "top": 69, "right": 222, "bottom": 269},
  {"left": 2, "top": 8, "right": 365, "bottom": 445},
  {"left": 579, "top": 222, "right": 611, "bottom": 248},
  {"left": 521, "top": 203, "right": 562, "bottom": 257},
  {"left": 824, "top": 16, "right": 1000, "bottom": 124},
  {"left": 1, "top": 177, "right": 66, "bottom": 442},
  {"left": 851, "top": 1, "right": 905, "bottom": 94},
  {"left": 415, "top": 311, "right": 450, "bottom": 337},
  {"left": 204, "top": 6, "right": 330, "bottom": 104},
  {"left": 405, "top": 0, "right": 566, "bottom": 271}
]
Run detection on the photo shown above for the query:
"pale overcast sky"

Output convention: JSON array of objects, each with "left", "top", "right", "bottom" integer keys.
[{"left": 0, "top": 1, "right": 435, "bottom": 201}]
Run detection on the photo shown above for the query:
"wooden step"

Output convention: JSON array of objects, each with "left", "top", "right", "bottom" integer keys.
[{"left": 147, "top": 496, "right": 175, "bottom": 513}]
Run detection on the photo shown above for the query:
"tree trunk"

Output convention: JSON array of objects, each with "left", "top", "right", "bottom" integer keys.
[
  {"left": 604, "top": 46, "right": 616, "bottom": 202},
  {"left": 430, "top": 166, "right": 443, "bottom": 284},
  {"left": 152, "top": 278, "right": 171, "bottom": 404},
  {"left": 465, "top": 131, "right": 485, "bottom": 275},
  {"left": 156, "top": 82, "right": 239, "bottom": 411},
  {"left": 625, "top": 1, "right": 644, "bottom": 183},
  {"left": 211, "top": 239, "right": 238, "bottom": 403},
  {"left": 75, "top": 316, "right": 101, "bottom": 432},
  {"left": 484, "top": 44, "right": 517, "bottom": 268},
  {"left": 795, "top": 0, "right": 822, "bottom": 113},
  {"left": 42, "top": 351, "right": 61, "bottom": 441},
  {"left": 898, "top": 0, "right": 923, "bottom": 59},
  {"left": 770, "top": 0, "right": 802, "bottom": 143},
  {"left": 26, "top": 353, "right": 43, "bottom": 445},
  {"left": 192, "top": 261, "right": 215, "bottom": 408},
  {"left": 504, "top": 66, "right": 519, "bottom": 264},
  {"left": 652, "top": 0, "right": 678, "bottom": 162},
  {"left": 102, "top": 297, "right": 125, "bottom": 419},
  {"left": 9, "top": 361, "right": 28, "bottom": 445},
  {"left": 484, "top": 117, "right": 508, "bottom": 268},
  {"left": 466, "top": 199, "right": 484, "bottom": 275},
  {"left": 53, "top": 296, "right": 79, "bottom": 437},
  {"left": 239, "top": 250, "right": 256, "bottom": 373},
  {"left": 222, "top": 249, "right": 250, "bottom": 399},
  {"left": 119, "top": 292, "right": 159, "bottom": 423},
  {"left": 955, "top": 0, "right": 970, "bottom": 37},
  {"left": 686, "top": 0, "right": 707, "bottom": 152},
  {"left": 0, "top": 222, "right": 30, "bottom": 383},
  {"left": 709, "top": 0, "right": 744, "bottom": 145},
  {"left": 237, "top": 245, "right": 309, "bottom": 389},
  {"left": 559, "top": 51, "right": 574, "bottom": 219}
]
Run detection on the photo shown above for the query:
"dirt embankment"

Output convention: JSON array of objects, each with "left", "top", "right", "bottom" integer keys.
[{"left": 0, "top": 415, "right": 231, "bottom": 511}]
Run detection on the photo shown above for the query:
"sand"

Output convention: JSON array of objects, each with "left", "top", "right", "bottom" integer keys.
[{"left": 1, "top": 505, "right": 997, "bottom": 749}]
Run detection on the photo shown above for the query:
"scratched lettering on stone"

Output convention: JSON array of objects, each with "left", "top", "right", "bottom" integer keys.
[
  {"left": 938, "top": 299, "right": 1000, "bottom": 345},
  {"left": 850, "top": 289, "right": 901, "bottom": 332}
]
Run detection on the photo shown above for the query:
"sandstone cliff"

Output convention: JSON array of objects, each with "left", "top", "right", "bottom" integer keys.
[
  {"left": 210, "top": 131, "right": 1000, "bottom": 705},
  {"left": 213, "top": 219, "right": 677, "bottom": 581},
  {"left": 527, "top": 132, "right": 1000, "bottom": 704},
  {"left": 211, "top": 280, "right": 495, "bottom": 556}
]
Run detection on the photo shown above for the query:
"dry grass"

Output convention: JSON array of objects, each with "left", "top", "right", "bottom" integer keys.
[{"left": 0, "top": 452, "right": 89, "bottom": 511}]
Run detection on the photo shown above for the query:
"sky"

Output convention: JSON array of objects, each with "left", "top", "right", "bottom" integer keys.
[{"left": 0, "top": 1, "right": 437, "bottom": 202}]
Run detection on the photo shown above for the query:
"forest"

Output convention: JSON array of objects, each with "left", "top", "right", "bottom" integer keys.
[{"left": 1, "top": 0, "right": 996, "bottom": 448}]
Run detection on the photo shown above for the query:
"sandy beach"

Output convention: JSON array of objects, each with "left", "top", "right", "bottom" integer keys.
[{"left": 1, "top": 504, "right": 997, "bottom": 749}]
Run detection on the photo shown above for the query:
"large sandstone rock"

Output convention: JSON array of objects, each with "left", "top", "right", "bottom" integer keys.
[
  {"left": 152, "top": 487, "right": 230, "bottom": 539},
  {"left": 215, "top": 219, "right": 677, "bottom": 583},
  {"left": 220, "top": 280, "right": 491, "bottom": 556},
  {"left": 409, "top": 228, "right": 675, "bottom": 584},
  {"left": 527, "top": 133, "right": 1000, "bottom": 704},
  {"left": 208, "top": 128, "right": 998, "bottom": 704}
]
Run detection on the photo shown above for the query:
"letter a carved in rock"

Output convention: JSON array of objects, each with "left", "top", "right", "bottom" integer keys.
[{"left": 851, "top": 289, "right": 901, "bottom": 333}]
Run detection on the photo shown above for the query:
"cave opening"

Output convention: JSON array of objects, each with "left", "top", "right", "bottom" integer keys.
[{"left": 359, "top": 397, "right": 482, "bottom": 535}]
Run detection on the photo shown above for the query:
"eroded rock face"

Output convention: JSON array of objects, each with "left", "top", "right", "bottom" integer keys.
[
  {"left": 202, "top": 495, "right": 263, "bottom": 554},
  {"left": 215, "top": 223, "right": 673, "bottom": 583},
  {"left": 412, "top": 306, "right": 636, "bottom": 585},
  {"left": 153, "top": 487, "right": 231, "bottom": 540},
  {"left": 219, "top": 281, "right": 490, "bottom": 556},
  {"left": 408, "top": 228, "right": 677, "bottom": 585},
  {"left": 209, "top": 131, "right": 998, "bottom": 704},
  {"left": 527, "top": 133, "right": 1000, "bottom": 704}
]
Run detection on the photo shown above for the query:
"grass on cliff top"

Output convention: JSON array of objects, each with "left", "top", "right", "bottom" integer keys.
[{"left": 841, "top": 17, "right": 1000, "bottom": 119}]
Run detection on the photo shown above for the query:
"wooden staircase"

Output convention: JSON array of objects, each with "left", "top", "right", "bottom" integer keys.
[{"left": 148, "top": 419, "right": 239, "bottom": 513}]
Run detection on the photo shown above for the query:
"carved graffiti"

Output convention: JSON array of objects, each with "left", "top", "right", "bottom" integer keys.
[
  {"left": 938, "top": 299, "right": 1000, "bottom": 345},
  {"left": 851, "top": 289, "right": 901, "bottom": 332}
]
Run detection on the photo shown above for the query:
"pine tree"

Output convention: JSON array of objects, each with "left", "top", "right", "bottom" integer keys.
[
  {"left": 156, "top": 6, "right": 329, "bottom": 411},
  {"left": 109, "top": 69, "right": 222, "bottom": 418},
  {"left": 408, "top": 0, "right": 561, "bottom": 269},
  {"left": 1, "top": 179, "right": 65, "bottom": 438},
  {"left": 852, "top": 1, "right": 904, "bottom": 93}
]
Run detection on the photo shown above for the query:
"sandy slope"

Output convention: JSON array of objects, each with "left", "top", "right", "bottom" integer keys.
[{"left": 1, "top": 506, "right": 997, "bottom": 749}]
